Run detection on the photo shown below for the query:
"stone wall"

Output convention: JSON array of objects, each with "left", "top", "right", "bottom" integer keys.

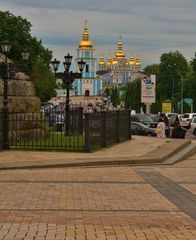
[{"left": 0, "top": 72, "right": 40, "bottom": 113}]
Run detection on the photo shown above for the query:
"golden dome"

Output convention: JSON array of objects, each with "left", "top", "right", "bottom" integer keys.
[
  {"left": 112, "top": 53, "right": 118, "bottom": 65},
  {"left": 99, "top": 54, "right": 105, "bottom": 66},
  {"left": 129, "top": 52, "right": 135, "bottom": 65},
  {"left": 135, "top": 54, "right": 141, "bottom": 68},
  {"left": 125, "top": 60, "right": 129, "bottom": 66},
  {"left": 107, "top": 56, "right": 112, "bottom": 66},
  {"left": 79, "top": 21, "right": 93, "bottom": 49},
  {"left": 115, "top": 36, "right": 125, "bottom": 59}
]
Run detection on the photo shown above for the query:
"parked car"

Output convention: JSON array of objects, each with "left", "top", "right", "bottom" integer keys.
[
  {"left": 190, "top": 116, "right": 196, "bottom": 136},
  {"left": 150, "top": 114, "right": 159, "bottom": 123},
  {"left": 180, "top": 113, "right": 196, "bottom": 129},
  {"left": 131, "top": 122, "right": 156, "bottom": 136},
  {"left": 131, "top": 113, "right": 157, "bottom": 128}
]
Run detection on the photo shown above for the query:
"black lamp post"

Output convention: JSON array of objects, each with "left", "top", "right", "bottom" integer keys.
[
  {"left": 51, "top": 53, "right": 85, "bottom": 135},
  {"left": 0, "top": 40, "right": 29, "bottom": 150}
]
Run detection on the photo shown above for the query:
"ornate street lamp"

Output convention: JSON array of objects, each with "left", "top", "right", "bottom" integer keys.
[
  {"left": 51, "top": 54, "right": 85, "bottom": 135},
  {"left": 21, "top": 48, "right": 30, "bottom": 61},
  {"left": 1, "top": 40, "right": 11, "bottom": 54},
  {"left": 51, "top": 58, "right": 60, "bottom": 72},
  {"left": 0, "top": 40, "right": 29, "bottom": 149}
]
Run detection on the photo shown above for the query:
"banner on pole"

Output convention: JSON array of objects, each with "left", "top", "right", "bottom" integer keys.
[{"left": 141, "top": 75, "right": 156, "bottom": 103}]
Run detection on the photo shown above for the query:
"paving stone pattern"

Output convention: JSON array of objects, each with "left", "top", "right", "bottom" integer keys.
[
  {"left": 135, "top": 168, "right": 196, "bottom": 221},
  {"left": 0, "top": 159, "right": 195, "bottom": 239}
]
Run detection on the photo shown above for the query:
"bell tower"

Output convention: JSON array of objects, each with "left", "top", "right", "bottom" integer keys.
[{"left": 74, "top": 21, "right": 101, "bottom": 96}]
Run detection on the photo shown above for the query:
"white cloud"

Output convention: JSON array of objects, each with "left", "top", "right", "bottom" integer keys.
[{"left": 1, "top": 0, "right": 196, "bottom": 68}]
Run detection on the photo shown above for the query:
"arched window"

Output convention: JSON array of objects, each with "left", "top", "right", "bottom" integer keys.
[{"left": 85, "top": 90, "right": 90, "bottom": 96}]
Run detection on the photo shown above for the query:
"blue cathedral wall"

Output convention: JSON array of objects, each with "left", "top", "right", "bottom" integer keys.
[{"left": 97, "top": 80, "right": 101, "bottom": 95}]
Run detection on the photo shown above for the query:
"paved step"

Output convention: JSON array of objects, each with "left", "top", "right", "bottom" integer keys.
[
  {"left": 161, "top": 142, "right": 196, "bottom": 165},
  {"left": 0, "top": 139, "right": 194, "bottom": 169}
]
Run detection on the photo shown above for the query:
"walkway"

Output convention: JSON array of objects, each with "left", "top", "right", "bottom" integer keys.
[
  {"left": 0, "top": 136, "right": 195, "bottom": 239},
  {"left": 0, "top": 136, "right": 194, "bottom": 169}
]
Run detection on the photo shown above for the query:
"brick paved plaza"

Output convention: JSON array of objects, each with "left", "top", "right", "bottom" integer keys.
[{"left": 0, "top": 152, "right": 195, "bottom": 239}]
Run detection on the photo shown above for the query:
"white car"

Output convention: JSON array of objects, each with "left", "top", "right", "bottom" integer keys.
[
  {"left": 180, "top": 113, "right": 196, "bottom": 129},
  {"left": 190, "top": 116, "right": 196, "bottom": 136}
]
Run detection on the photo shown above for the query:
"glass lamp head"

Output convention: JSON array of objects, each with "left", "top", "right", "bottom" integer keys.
[
  {"left": 1, "top": 40, "right": 11, "bottom": 53},
  {"left": 51, "top": 58, "right": 60, "bottom": 72}
]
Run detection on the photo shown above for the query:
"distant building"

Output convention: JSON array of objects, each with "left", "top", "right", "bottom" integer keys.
[
  {"left": 97, "top": 36, "right": 142, "bottom": 85},
  {"left": 74, "top": 22, "right": 102, "bottom": 96}
]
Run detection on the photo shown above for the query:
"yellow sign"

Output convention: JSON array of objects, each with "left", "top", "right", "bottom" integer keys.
[{"left": 162, "top": 102, "right": 172, "bottom": 113}]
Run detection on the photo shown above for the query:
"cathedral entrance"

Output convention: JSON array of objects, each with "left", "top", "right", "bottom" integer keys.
[{"left": 85, "top": 90, "right": 90, "bottom": 96}]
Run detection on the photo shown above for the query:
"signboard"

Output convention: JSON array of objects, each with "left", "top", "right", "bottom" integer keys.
[
  {"left": 162, "top": 102, "right": 172, "bottom": 113},
  {"left": 183, "top": 98, "right": 193, "bottom": 105},
  {"left": 141, "top": 75, "right": 156, "bottom": 103}
]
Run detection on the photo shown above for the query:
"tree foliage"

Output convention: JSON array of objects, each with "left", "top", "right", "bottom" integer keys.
[
  {"left": 104, "top": 87, "right": 111, "bottom": 97},
  {"left": 143, "top": 64, "right": 159, "bottom": 76},
  {"left": 0, "top": 11, "right": 32, "bottom": 64},
  {"left": 158, "top": 51, "right": 188, "bottom": 101},
  {"left": 125, "top": 78, "right": 141, "bottom": 111},
  {"left": 111, "top": 86, "right": 120, "bottom": 107},
  {"left": 0, "top": 11, "right": 55, "bottom": 102},
  {"left": 144, "top": 51, "right": 195, "bottom": 113},
  {"left": 184, "top": 59, "right": 196, "bottom": 112},
  {"left": 31, "top": 61, "right": 56, "bottom": 102}
]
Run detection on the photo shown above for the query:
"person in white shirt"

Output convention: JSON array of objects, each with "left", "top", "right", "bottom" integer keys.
[{"left": 156, "top": 117, "right": 166, "bottom": 138}]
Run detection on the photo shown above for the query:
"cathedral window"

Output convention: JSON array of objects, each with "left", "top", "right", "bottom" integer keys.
[
  {"left": 86, "top": 64, "right": 89, "bottom": 73},
  {"left": 85, "top": 52, "right": 90, "bottom": 58}
]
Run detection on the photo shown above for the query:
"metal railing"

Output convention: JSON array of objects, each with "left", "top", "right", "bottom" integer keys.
[
  {"left": 0, "top": 109, "right": 132, "bottom": 152},
  {"left": 84, "top": 110, "right": 132, "bottom": 152}
]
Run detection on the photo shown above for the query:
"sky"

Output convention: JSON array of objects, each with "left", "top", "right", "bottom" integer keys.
[{"left": 1, "top": 0, "right": 196, "bottom": 69}]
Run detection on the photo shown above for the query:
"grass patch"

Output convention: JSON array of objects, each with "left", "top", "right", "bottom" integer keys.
[{"left": 10, "top": 131, "right": 85, "bottom": 152}]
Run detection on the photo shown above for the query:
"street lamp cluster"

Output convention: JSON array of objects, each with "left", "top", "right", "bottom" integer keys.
[
  {"left": 0, "top": 40, "right": 30, "bottom": 149},
  {"left": 51, "top": 54, "right": 85, "bottom": 134}
]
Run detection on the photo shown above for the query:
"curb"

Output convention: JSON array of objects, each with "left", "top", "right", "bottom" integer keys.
[{"left": 0, "top": 140, "right": 194, "bottom": 170}]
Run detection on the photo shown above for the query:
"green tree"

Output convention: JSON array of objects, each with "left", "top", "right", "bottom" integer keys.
[
  {"left": 190, "top": 53, "right": 196, "bottom": 73},
  {"left": 185, "top": 56, "right": 196, "bottom": 112},
  {"left": 125, "top": 78, "right": 141, "bottom": 111},
  {"left": 31, "top": 60, "right": 56, "bottom": 102},
  {"left": 158, "top": 51, "right": 189, "bottom": 112},
  {"left": 104, "top": 87, "right": 111, "bottom": 97},
  {"left": 143, "top": 64, "right": 159, "bottom": 76},
  {"left": 111, "top": 86, "right": 120, "bottom": 107},
  {"left": 0, "top": 11, "right": 32, "bottom": 64},
  {"left": 0, "top": 10, "right": 54, "bottom": 102},
  {"left": 124, "top": 83, "right": 132, "bottom": 109}
]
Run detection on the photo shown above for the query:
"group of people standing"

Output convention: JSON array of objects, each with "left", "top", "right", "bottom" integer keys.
[{"left": 156, "top": 114, "right": 186, "bottom": 139}]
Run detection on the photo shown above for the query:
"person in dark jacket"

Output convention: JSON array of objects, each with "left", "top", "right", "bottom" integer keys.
[
  {"left": 171, "top": 121, "right": 186, "bottom": 139},
  {"left": 163, "top": 115, "right": 170, "bottom": 138}
]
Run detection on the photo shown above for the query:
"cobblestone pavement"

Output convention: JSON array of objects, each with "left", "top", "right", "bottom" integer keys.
[
  {"left": 185, "top": 129, "right": 196, "bottom": 140},
  {"left": 0, "top": 155, "right": 196, "bottom": 239}
]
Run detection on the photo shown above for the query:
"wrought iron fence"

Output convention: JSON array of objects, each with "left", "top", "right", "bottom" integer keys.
[
  {"left": 6, "top": 107, "right": 84, "bottom": 151},
  {"left": 0, "top": 109, "right": 131, "bottom": 152},
  {"left": 84, "top": 110, "right": 131, "bottom": 152}
]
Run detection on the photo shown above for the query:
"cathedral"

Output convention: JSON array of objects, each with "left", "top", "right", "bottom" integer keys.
[
  {"left": 98, "top": 36, "right": 142, "bottom": 85},
  {"left": 70, "top": 23, "right": 142, "bottom": 97},
  {"left": 73, "top": 22, "right": 102, "bottom": 96}
]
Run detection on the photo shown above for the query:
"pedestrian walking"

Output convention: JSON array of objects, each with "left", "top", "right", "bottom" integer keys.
[
  {"left": 163, "top": 115, "right": 170, "bottom": 138},
  {"left": 156, "top": 117, "right": 166, "bottom": 138}
]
